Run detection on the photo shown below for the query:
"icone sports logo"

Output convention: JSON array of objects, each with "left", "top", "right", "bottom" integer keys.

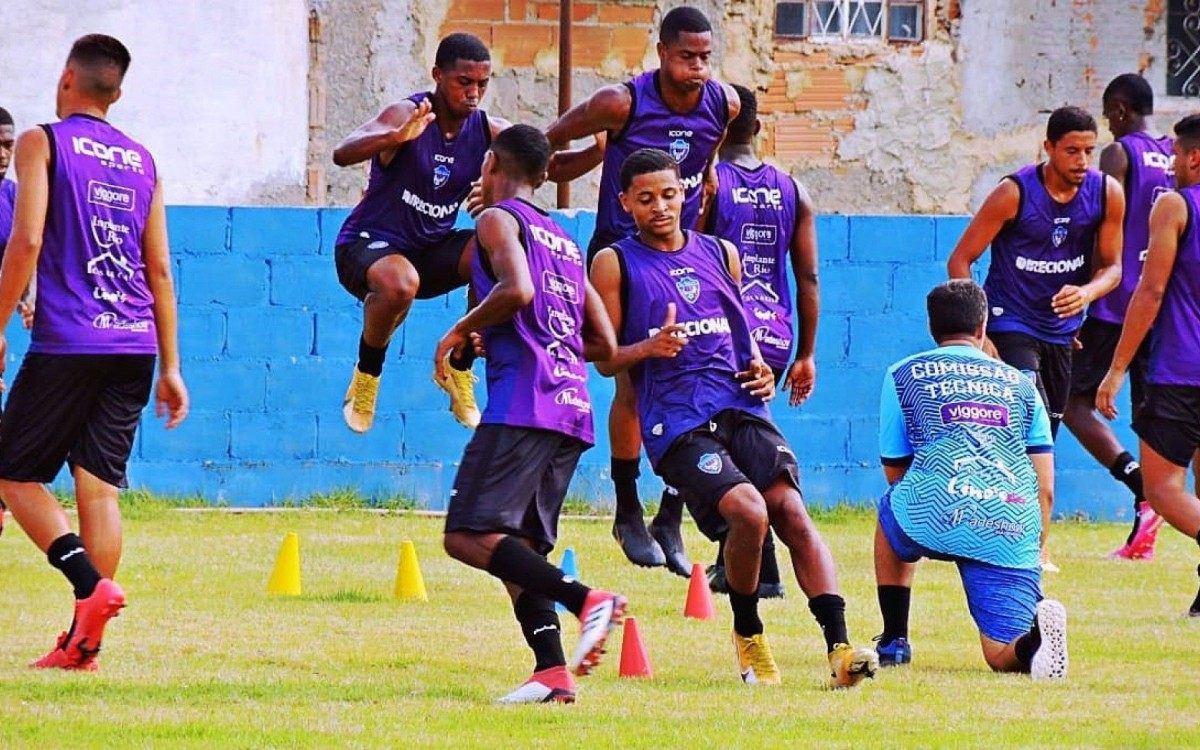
[
  {"left": 401, "top": 189, "right": 459, "bottom": 219},
  {"left": 731, "top": 186, "right": 782, "bottom": 209},
  {"left": 87, "top": 180, "right": 135, "bottom": 212},
  {"left": 72, "top": 136, "right": 144, "bottom": 173},
  {"left": 529, "top": 225, "right": 583, "bottom": 265},
  {"left": 1142, "top": 151, "right": 1174, "bottom": 171}
]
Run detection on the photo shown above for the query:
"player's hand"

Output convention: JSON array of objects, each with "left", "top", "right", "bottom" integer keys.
[
  {"left": 466, "top": 179, "right": 485, "bottom": 217},
  {"left": 737, "top": 358, "right": 776, "bottom": 402},
  {"left": 1051, "top": 285, "right": 1089, "bottom": 319},
  {"left": 981, "top": 335, "right": 999, "bottom": 359},
  {"left": 434, "top": 326, "right": 469, "bottom": 383},
  {"left": 640, "top": 303, "right": 687, "bottom": 358},
  {"left": 1095, "top": 367, "right": 1125, "bottom": 421},
  {"left": 155, "top": 370, "right": 189, "bottom": 430},
  {"left": 17, "top": 299, "right": 34, "bottom": 329},
  {"left": 391, "top": 98, "right": 436, "bottom": 146},
  {"left": 782, "top": 356, "right": 815, "bottom": 406},
  {"left": 1071, "top": 335, "right": 1083, "bottom": 351}
]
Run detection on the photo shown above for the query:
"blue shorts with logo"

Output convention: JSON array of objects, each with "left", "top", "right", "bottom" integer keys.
[{"left": 878, "top": 494, "right": 1041, "bottom": 643}]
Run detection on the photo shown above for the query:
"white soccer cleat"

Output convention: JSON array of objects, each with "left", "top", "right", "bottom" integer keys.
[
  {"left": 1031, "top": 599, "right": 1068, "bottom": 681},
  {"left": 568, "top": 590, "right": 627, "bottom": 676},
  {"left": 496, "top": 666, "right": 576, "bottom": 704}
]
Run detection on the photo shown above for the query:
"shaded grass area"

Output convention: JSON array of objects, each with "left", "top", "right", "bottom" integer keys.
[{"left": 0, "top": 510, "right": 1198, "bottom": 748}]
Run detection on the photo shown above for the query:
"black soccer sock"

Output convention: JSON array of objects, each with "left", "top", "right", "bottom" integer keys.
[
  {"left": 357, "top": 336, "right": 387, "bottom": 377},
  {"left": 728, "top": 588, "right": 763, "bottom": 637},
  {"left": 611, "top": 457, "right": 643, "bottom": 520},
  {"left": 1109, "top": 452, "right": 1146, "bottom": 544},
  {"left": 714, "top": 536, "right": 726, "bottom": 568},
  {"left": 809, "top": 593, "right": 850, "bottom": 654},
  {"left": 877, "top": 585, "right": 912, "bottom": 645},
  {"left": 47, "top": 533, "right": 101, "bottom": 600},
  {"left": 486, "top": 536, "right": 590, "bottom": 616},
  {"left": 760, "top": 531, "right": 781, "bottom": 586},
  {"left": 513, "top": 592, "right": 566, "bottom": 672},
  {"left": 1013, "top": 623, "right": 1042, "bottom": 672}
]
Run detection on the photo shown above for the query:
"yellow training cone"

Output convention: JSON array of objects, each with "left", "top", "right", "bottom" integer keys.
[
  {"left": 394, "top": 539, "right": 428, "bottom": 601},
  {"left": 267, "top": 532, "right": 302, "bottom": 596}
]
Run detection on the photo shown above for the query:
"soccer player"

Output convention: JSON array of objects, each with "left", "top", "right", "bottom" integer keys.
[
  {"left": 0, "top": 106, "right": 15, "bottom": 253},
  {"left": 437, "top": 125, "right": 626, "bottom": 703},
  {"left": 874, "top": 280, "right": 1067, "bottom": 679},
  {"left": 546, "top": 6, "right": 739, "bottom": 573},
  {"left": 333, "top": 32, "right": 510, "bottom": 434},
  {"left": 1097, "top": 113, "right": 1200, "bottom": 617},
  {"left": 0, "top": 34, "right": 189, "bottom": 669},
  {"left": 948, "top": 106, "right": 1124, "bottom": 568},
  {"left": 1064, "top": 75, "right": 1172, "bottom": 559},
  {"left": 591, "top": 148, "right": 877, "bottom": 687},
  {"left": 703, "top": 84, "right": 819, "bottom": 597}
]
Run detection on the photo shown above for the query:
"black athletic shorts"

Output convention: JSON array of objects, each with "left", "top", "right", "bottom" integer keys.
[
  {"left": 990, "top": 331, "right": 1072, "bottom": 437},
  {"left": 656, "top": 408, "right": 801, "bottom": 542},
  {"left": 1069, "top": 317, "right": 1148, "bottom": 411},
  {"left": 334, "top": 229, "right": 473, "bottom": 302},
  {"left": 444, "top": 424, "right": 587, "bottom": 555},
  {"left": 1133, "top": 384, "right": 1200, "bottom": 467},
  {"left": 0, "top": 353, "right": 155, "bottom": 487},
  {"left": 586, "top": 228, "right": 627, "bottom": 268}
]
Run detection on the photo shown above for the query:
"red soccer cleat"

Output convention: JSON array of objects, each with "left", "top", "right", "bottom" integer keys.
[
  {"left": 569, "top": 590, "right": 627, "bottom": 677},
  {"left": 496, "top": 665, "right": 577, "bottom": 704},
  {"left": 31, "top": 579, "right": 125, "bottom": 671}
]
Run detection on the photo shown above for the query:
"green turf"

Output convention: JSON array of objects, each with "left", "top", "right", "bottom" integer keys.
[{"left": 0, "top": 507, "right": 1197, "bottom": 748}]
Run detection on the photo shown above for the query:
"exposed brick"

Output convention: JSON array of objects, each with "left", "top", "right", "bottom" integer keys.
[
  {"left": 598, "top": 3, "right": 654, "bottom": 24},
  {"left": 792, "top": 68, "right": 855, "bottom": 113},
  {"left": 493, "top": 23, "right": 555, "bottom": 67},
  {"left": 611, "top": 26, "right": 652, "bottom": 70},
  {"left": 448, "top": 0, "right": 505, "bottom": 21},
  {"left": 509, "top": 0, "right": 529, "bottom": 21},
  {"left": 773, "top": 116, "right": 839, "bottom": 163},
  {"left": 535, "top": 1, "right": 596, "bottom": 21},
  {"left": 572, "top": 26, "right": 613, "bottom": 69},
  {"left": 438, "top": 22, "right": 494, "bottom": 46}
]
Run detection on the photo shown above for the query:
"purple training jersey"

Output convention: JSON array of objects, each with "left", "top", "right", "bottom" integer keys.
[
  {"left": 473, "top": 198, "right": 594, "bottom": 444},
  {"left": 337, "top": 92, "right": 490, "bottom": 249},
  {"left": 34, "top": 114, "right": 158, "bottom": 354},
  {"left": 0, "top": 178, "right": 15, "bottom": 252},
  {"left": 711, "top": 161, "right": 798, "bottom": 370},
  {"left": 1088, "top": 132, "right": 1174, "bottom": 324},
  {"left": 615, "top": 230, "right": 771, "bottom": 466},
  {"left": 984, "top": 164, "right": 1106, "bottom": 345},
  {"left": 1147, "top": 185, "right": 1200, "bottom": 386},
  {"left": 595, "top": 72, "right": 728, "bottom": 243}
]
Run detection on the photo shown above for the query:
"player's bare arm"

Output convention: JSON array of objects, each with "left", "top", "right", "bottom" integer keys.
[
  {"left": 332, "top": 98, "right": 433, "bottom": 168},
  {"left": 1031, "top": 452, "right": 1055, "bottom": 551},
  {"left": 0, "top": 127, "right": 50, "bottom": 371},
  {"left": 143, "top": 179, "right": 189, "bottom": 429},
  {"left": 547, "top": 134, "right": 606, "bottom": 184},
  {"left": 783, "top": 179, "right": 818, "bottom": 407},
  {"left": 590, "top": 247, "right": 686, "bottom": 376},
  {"left": 1053, "top": 175, "right": 1124, "bottom": 318},
  {"left": 947, "top": 178, "right": 1020, "bottom": 279},
  {"left": 1098, "top": 141, "right": 1130, "bottom": 184},
  {"left": 434, "top": 208, "right": 533, "bottom": 381},
  {"left": 546, "top": 85, "right": 631, "bottom": 151},
  {"left": 1096, "top": 191, "right": 1186, "bottom": 420},
  {"left": 581, "top": 280, "right": 617, "bottom": 362}
]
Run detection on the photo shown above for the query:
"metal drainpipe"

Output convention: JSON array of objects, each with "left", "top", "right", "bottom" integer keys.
[{"left": 556, "top": 0, "right": 572, "bottom": 208}]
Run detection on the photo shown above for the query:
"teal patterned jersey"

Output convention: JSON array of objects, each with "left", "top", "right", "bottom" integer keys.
[{"left": 879, "top": 344, "right": 1053, "bottom": 569}]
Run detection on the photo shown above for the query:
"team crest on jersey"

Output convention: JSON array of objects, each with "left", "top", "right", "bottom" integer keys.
[
  {"left": 675, "top": 275, "right": 701, "bottom": 303},
  {"left": 1050, "top": 219, "right": 1069, "bottom": 248},
  {"left": 433, "top": 164, "right": 451, "bottom": 189},
  {"left": 697, "top": 453, "right": 723, "bottom": 475},
  {"left": 669, "top": 138, "right": 690, "bottom": 163}
]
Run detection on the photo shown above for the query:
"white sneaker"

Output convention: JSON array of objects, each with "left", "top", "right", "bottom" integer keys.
[
  {"left": 1030, "top": 599, "right": 1068, "bottom": 681},
  {"left": 568, "top": 591, "right": 627, "bottom": 676},
  {"left": 496, "top": 666, "right": 576, "bottom": 704}
]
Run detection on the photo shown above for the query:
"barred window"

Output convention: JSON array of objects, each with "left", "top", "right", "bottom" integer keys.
[
  {"left": 774, "top": 1, "right": 925, "bottom": 42},
  {"left": 1168, "top": 0, "right": 1200, "bottom": 96}
]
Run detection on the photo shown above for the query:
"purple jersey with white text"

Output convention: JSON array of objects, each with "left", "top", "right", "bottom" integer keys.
[
  {"left": 615, "top": 231, "right": 770, "bottom": 466},
  {"left": 337, "top": 92, "right": 490, "bottom": 249},
  {"left": 710, "top": 161, "right": 798, "bottom": 370},
  {"left": 595, "top": 72, "right": 728, "bottom": 243},
  {"left": 34, "top": 115, "right": 158, "bottom": 354},
  {"left": 0, "top": 178, "right": 15, "bottom": 252},
  {"left": 1088, "top": 132, "right": 1174, "bottom": 324},
  {"left": 984, "top": 164, "right": 1105, "bottom": 344},
  {"left": 1147, "top": 185, "right": 1200, "bottom": 386},
  {"left": 473, "top": 198, "right": 594, "bottom": 444}
]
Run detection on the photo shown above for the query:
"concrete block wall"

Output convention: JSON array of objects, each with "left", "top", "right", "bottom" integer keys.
[{"left": 4, "top": 207, "right": 1141, "bottom": 521}]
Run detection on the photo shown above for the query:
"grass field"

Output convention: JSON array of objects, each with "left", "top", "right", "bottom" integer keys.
[{"left": 1, "top": 503, "right": 1198, "bottom": 749}]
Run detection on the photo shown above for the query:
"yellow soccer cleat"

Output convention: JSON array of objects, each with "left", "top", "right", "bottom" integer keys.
[
  {"left": 733, "top": 631, "right": 781, "bottom": 685},
  {"left": 342, "top": 368, "right": 381, "bottom": 433},
  {"left": 433, "top": 367, "right": 481, "bottom": 429},
  {"left": 829, "top": 643, "right": 879, "bottom": 689}
]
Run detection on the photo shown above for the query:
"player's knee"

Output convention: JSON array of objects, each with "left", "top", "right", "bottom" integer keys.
[
  {"left": 722, "top": 488, "right": 769, "bottom": 536},
  {"left": 442, "top": 532, "right": 469, "bottom": 562},
  {"left": 369, "top": 262, "right": 419, "bottom": 308}
]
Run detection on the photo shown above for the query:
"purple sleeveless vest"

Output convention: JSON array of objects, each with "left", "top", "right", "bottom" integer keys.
[
  {"left": 473, "top": 198, "right": 593, "bottom": 443},
  {"left": 616, "top": 230, "right": 770, "bottom": 466},
  {"left": 1147, "top": 185, "right": 1200, "bottom": 386},
  {"left": 0, "top": 178, "right": 15, "bottom": 252},
  {"left": 595, "top": 72, "right": 727, "bottom": 243},
  {"left": 711, "top": 161, "right": 798, "bottom": 370},
  {"left": 984, "top": 164, "right": 1105, "bottom": 344},
  {"left": 1089, "top": 132, "right": 1175, "bottom": 324},
  {"left": 34, "top": 114, "right": 158, "bottom": 354},
  {"left": 337, "top": 92, "right": 490, "bottom": 249}
]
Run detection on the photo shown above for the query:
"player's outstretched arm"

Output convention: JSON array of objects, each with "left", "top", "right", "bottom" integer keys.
[
  {"left": 783, "top": 179, "right": 818, "bottom": 407},
  {"left": 946, "top": 178, "right": 1020, "bottom": 279},
  {"left": 144, "top": 180, "right": 189, "bottom": 429},
  {"left": 590, "top": 247, "right": 687, "bottom": 376},
  {"left": 0, "top": 127, "right": 50, "bottom": 372},
  {"left": 1064, "top": 174, "right": 1125, "bottom": 311},
  {"left": 332, "top": 99, "right": 431, "bottom": 168},
  {"left": 433, "top": 209, "right": 533, "bottom": 381},
  {"left": 547, "top": 135, "right": 606, "bottom": 184},
  {"left": 1096, "top": 191, "right": 1185, "bottom": 420},
  {"left": 581, "top": 280, "right": 617, "bottom": 362}
]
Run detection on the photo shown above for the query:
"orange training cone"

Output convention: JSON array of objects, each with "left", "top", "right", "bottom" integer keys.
[
  {"left": 618, "top": 616, "right": 653, "bottom": 678},
  {"left": 683, "top": 562, "right": 715, "bottom": 620}
]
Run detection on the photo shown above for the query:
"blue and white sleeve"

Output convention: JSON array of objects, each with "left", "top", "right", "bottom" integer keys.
[
  {"left": 1026, "top": 389, "right": 1054, "bottom": 454},
  {"left": 879, "top": 369, "right": 913, "bottom": 465}
]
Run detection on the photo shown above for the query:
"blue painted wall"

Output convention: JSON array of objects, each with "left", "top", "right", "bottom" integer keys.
[{"left": 5, "top": 207, "right": 1141, "bottom": 521}]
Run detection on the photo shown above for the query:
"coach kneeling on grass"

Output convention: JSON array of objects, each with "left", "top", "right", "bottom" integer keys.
[{"left": 872, "top": 280, "right": 1068, "bottom": 679}]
